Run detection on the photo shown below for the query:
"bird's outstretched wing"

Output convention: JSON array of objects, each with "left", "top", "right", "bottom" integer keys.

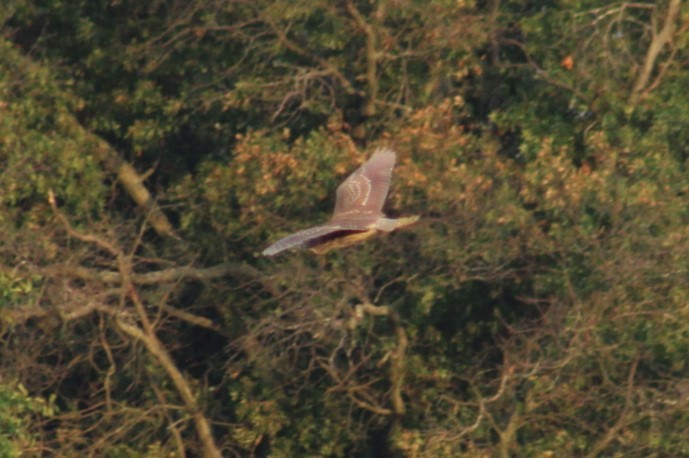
[
  {"left": 332, "top": 148, "right": 396, "bottom": 221},
  {"left": 262, "top": 223, "right": 368, "bottom": 256}
]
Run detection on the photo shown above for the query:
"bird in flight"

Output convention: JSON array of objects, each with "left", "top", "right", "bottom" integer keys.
[{"left": 262, "top": 148, "right": 419, "bottom": 256}]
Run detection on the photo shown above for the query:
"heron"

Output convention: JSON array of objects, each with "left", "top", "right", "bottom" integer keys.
[{"left": 262, "top": 148, "right": 419, "bottom": 256}]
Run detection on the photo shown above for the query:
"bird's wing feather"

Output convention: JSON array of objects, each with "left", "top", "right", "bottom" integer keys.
[
  {"left": 333, "top": 148, "right": 396, "bottom": 220},
  {"left": 262, "top": 223, "right": 366, "bottom": 256}
]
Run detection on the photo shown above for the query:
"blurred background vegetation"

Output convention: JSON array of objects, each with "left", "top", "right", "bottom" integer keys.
[{"left": 1, "top": 0, "right": 689, "bottom": 456}]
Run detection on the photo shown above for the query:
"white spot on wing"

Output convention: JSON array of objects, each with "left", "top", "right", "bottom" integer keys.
[{"left": 361, "top": 174, "right": 372, "bottom": 206}]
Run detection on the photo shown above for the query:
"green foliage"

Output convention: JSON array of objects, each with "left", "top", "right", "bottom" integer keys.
[
  {"left": 0, "top": 382, "right": 55, "bottom": 457},
  {"left": 0, "top": 40, "right": 106, "bottom": 222}
]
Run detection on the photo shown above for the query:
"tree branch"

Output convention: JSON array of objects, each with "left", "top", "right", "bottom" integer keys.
[
  {"left": 628, "top": 0, "right": 681, "bottom": 105},
  {"left": 47, "top": 194, "right": 222, "bottom": 457},
  {"left": 94, "top": 142, "right": 178, "bottom": 239},
  {"left": 259, "top": 9, "right": 360, "bottom": 97},
  {"left": 585, "top": 355, "right": 639, "bottom": 458},
  {"left": 359, "top": 302, "right": 407, "bottom": 416},
  {"left": 117, "top": 316, "right": 222, "bottom": 458},
  {"left": 345, "top": 0, "right": 381, "bottom": 116},
  {"left": 39, "top": 261, "right": 261, "bottom": 285}
]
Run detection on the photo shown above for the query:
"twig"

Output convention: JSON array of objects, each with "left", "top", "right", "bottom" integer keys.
[{"left": 48, "top": 190, "right": 119, "bottom": 255}]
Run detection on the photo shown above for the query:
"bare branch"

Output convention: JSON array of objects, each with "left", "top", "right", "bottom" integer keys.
[
  {"left": 585, "top": 355, "right": 640, "bottom": 458},
  {"left": 38, "top": 261, "right": 261, "bottom": 285},
  {"left": 47, "top": 193, "right": 222, "bottom": 457},
  {"left": 345, "top": 0, "right": 381, "bottom": 116},
  {"left": 160, "top": 304, "right": 220, "bottom": 332},
  {"left": 58, "top": 108, "right": 177, "bottom": 238},
  {"left": 358, "top": 302, "right": 407, "bottom": 416},
  {"left": 259, "top": 9, "right": 360, "bottom": 97},
  {"left": 116, "top": 314, "right": 222, "bottom": 458},
  {"left": 49, "top": 190, "right": 120, "bottom": 256},
  {"left": 629, "top": 0, "right": 681, "bottom": 105}
]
